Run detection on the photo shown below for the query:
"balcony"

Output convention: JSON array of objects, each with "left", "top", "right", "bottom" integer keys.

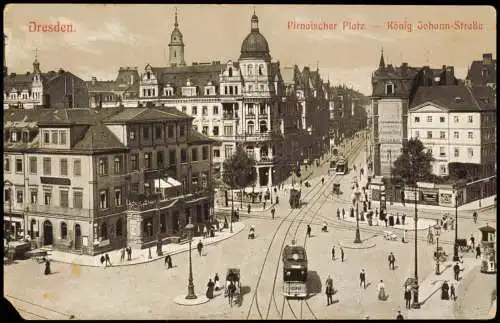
[
  {"left": 257, "top": 155, "right": 274, "bottom": 164},
  {"left": 222, "top": 113, "right": 238, "bottom": 120},
  {"left": 22, "top": 204, "right": 95, "bottom": 219},
  {"left": 236, "top": 132, "right": 273, "bottom": 142}
]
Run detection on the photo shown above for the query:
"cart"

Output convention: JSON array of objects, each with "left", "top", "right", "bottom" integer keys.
[
  {"left": 384, "top": 231, "right": 398, "bottom": 241},
  {"left": 332, "top": 183, "right": 340, "bottom": 195},
  {"left": 224, "top": 268, "right": 241, "bottom": 306}
]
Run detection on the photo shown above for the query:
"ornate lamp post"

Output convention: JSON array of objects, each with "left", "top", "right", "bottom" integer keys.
[
  {"left": 435, "top": 228, "right": 441, "bottom": 275},
  {"left": 354, "top": 188, "right": 362, "bottom": 243},
  {"left": 452, "top": 188, "right": 460, "bottom": 262},
  {"left": 184, "top": 217, "right": 197, "bottom": 300}
]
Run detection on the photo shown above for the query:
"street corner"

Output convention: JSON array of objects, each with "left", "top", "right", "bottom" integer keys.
[{"left": 173, "top": 295, "right": 210, "bottom": 306}]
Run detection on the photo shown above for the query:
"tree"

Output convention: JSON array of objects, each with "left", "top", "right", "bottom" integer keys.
[
  {"left": 392, "top": 138, "right": 435, "bottom": 186},
  {"left": 222, "top": 145, "right": 256, "bottom": 226}
]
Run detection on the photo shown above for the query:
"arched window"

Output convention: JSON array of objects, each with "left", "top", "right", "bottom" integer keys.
[
  {"left": 261, "top": 145, "right": 268, "bottom": 158},
  {"left": 228, "top": 67, "right": 233, "bottom": 77},
  {"left": 101, "top": 222, "right": 108, "bottom": 240},
  {"left": 247, "top": 121, "right": 255, "bottom": 134},
  {"left": 174, "top": 51, "right": 176, "bottom": 58},
  {"left": 259, "top": 64, "right": 263, "bottom": 76},
  {"left": 61, "top": 222, "right": 68, "bottom": 240},
  {"left": 116, "top": 218, "right": 123, "bottom": 237},
  {"left": 260, "top": 120, "right": 268, "bottom": 133},
  {"left": 248, "top": 64, "right": 253, "bottom": 75}
]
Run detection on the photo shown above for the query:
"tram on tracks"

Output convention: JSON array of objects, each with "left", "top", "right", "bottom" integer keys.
[
  {"left": 282, "top": 242, "right": 308, "bottom": 298},
  {"left": 335, "top": 156, "right": 348, "bottom": 175}
]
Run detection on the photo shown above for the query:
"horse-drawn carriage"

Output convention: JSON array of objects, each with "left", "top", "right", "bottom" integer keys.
[
  {"left": 224, "top": 268, "right": 241, "bottom": 306},
  {"left": 289, "top": 189, "right": 301, "bottom": 209}
]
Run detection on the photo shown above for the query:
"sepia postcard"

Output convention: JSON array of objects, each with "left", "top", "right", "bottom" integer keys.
[{"left": 3, "top": 4, "right": 496, "bottom": 320}]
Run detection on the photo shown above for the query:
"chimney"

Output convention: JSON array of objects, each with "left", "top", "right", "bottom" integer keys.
[
  {"left": 91, "top": 76, "right": 97, "bottom": 85},
  {"left": 482, "top": 53, "right": 493, "bottom": 64},
  {"left": 401, "top": 62, "right": 408, "bottom": 68}
]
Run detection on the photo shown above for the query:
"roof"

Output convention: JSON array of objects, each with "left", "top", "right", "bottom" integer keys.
[
  {"left": 105, "top": 106, "right": 192, "bottom": 124},
  {"left": 410, "top": 85, "right": 496, "bottom": 112},
  {"left": 73, "top": 122, "right": 126, "bottom": 151},
  {"left": 466, "top": 55, "right": 496, "bottom": 85},
  {"left": 188, "top": 131, "right": 217, "bottom": 145},
  {"left": 478, "top": 225, "right": 496, "bottom": 233},
  {"left": 4, "top": 107, "right": 124, "bottom": 126},
  {"left": 281, "top": 66, "right": 295, "bottom": 85},
  {"left": 239, "top": 14, "right": 271, "bottom": 61}
]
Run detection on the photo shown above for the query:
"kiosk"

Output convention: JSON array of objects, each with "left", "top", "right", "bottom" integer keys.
[{"left": 479, "top": 224, "right": 496, "bottom": 274}]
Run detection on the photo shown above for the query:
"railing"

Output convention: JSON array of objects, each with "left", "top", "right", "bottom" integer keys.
[
  {"left": 222, "top": 113, "right": 238, "bottom": 120},
  {"left": 236, "top": 133, "right": 273, "bottom": 141}
]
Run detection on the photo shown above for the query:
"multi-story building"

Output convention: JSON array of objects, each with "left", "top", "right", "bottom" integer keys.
[
  {"left": 466, "top": 53, "right": 496, "bottom": 89},
  {"left": 3, "top": 107, "right": 215, "bottom": 255},
  {"left": 87, "top": 67, "right": 140, "bottom": 108},
  {"left": 3, "top": 52, "right": 88, "bottom": 110},
  {"left": 408, "top": 85, "right": 496, "bottom": 178},
  {"left": 370, "top": 50, "right": 459, "bottom": 177}
]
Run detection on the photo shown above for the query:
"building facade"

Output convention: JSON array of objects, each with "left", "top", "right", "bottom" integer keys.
[{"left": 3, "top": 107, "right": 215, "bottom": 255}]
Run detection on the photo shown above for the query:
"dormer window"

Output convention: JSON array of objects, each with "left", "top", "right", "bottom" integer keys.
[
  {"left": 455, "top": 97, "right": 464, "bottom": 103},
  {"left": 146, "top": 72, "right": 151, "bottom": 80},
  {"left": 385, "top": 83, "right": 394, "bottom": 95},
  {"left": 229, "top": 67, "right": 233, "bottom": 77}
]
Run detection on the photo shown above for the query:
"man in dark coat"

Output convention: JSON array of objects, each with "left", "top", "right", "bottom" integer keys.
[
  {"left": 197, "top": 240, "right": 204, "bottom": 256},
  {"left": 441, "top": 281, "right": 450, "bottom": 300},
  {"left": 306, "top": 225, "right": 311, "bottom": 238},
  {"left": 453, "top": 263, "right": 461, "bottom": 281},
  {"left": 359, "top": 269, "right": 366, "bottom": 289},
  {"left": 165, "top": 254, "right": 173, "bottom": 269},
  {"left": 340, "top": 247, "right": 344, "bottom": 262},
  {"left": 404, "top": 287, "right": 412, "bottom": 309},
  {"left": 271, "top": 207, "right": 275, "bottom": 219},
  {"left": 104, "top": 253, "right": 112, "bottom": 267},
  {"left": 388, "top": 252, "right": 396, "bottom": 270},
  {"left": 476, "top": 245, "right": 481, "bottom": 259},
  {"left": 331, "top": 246, "right": 335, "bottom": 260}
]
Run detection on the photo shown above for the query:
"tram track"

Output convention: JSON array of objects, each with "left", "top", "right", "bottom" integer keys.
[
  {"left": 5, "top": 294, "right": 75, "bottom": 320},
  {"left": 245, "top": 135, "right": 366, "bottom": 320}
]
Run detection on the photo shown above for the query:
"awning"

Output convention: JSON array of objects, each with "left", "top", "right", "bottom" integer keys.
[
  {"left": 154, "top": 177, "right": 182, "bottom": 189},
  {"left": 166, "top": 177, "right": 182, "bottom": 187}
]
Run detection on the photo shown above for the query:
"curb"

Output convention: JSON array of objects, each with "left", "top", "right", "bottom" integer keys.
[
  {"left": 49, "top": 223, "right": 246, "bottom": 268},
  {"left": 339, "top": 241, "right": 376, "bottom": 249}
]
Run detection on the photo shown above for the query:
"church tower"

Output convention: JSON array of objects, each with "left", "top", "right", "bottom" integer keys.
[{"left": 168, "top": 9, "right": 186, "bottom": 67}]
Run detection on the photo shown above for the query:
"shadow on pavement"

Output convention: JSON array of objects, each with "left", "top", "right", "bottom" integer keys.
[
  {"left": 239, "top": 286, "right": 251, "bottom": 306},
  {"left": 306, "top": 271, "right": 322, "bottom": 299}
]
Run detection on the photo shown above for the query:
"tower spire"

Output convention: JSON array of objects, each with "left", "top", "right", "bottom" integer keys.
[
  {"left": 379, "top": 47, "right": 385, "bottom": 69},
  {"left": 174, "top": 7, "right": 178, "bottom": 28},
  {"left": 33, "top": 47, "right": 41, "bottom": 74}
]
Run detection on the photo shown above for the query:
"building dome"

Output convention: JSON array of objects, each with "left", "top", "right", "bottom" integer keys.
[
  {"left": 170, "top": 28, "right": 183, "bottom": 45},
  {"left": 240, "top": 13, "right": 271, "bottom": 61}
]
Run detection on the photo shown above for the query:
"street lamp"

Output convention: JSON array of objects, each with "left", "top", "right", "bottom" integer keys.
[
  {"left": 184, "top": 216, "right": 197, "bottom": 300},
  {"left": 452, "top": 188, "right": 460, "bottom": 262},
  {"left": 411, "top": 186, "right": 420, "bottom": 309},
  {"left": 354, "top": 188, "right": 362, "bottom": 243},
  {"left": 435, "top": 229, "right": 441, "bottom": 275}
]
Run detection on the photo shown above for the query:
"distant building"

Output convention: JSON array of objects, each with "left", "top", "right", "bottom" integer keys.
[
  {"left": 466, "top": 53, "right": 496, "bottom": 89},
  {"left": 408, "top": 85, "right": 496, "bottom": 178},
  {"left": 3, "top": 107, "right": 215, "bottom": 255}
]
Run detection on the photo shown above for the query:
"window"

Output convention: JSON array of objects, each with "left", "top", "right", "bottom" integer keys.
[
  {"left": 144, "top": 152, "right": 152, "bottom": 169},
  {"left": 4, "top": 157, "right": 9, "bottom": 172},
  {"left": 74, "top": 159, "right": 81, "bottom": 176},
  {"left": 60, "top": 222, "right": 68, "bottom": 240},
  {"left": 44, "top": 191, "right": 52, "bottom": 205},
  {"left": 15, "top": 158, "right": 23, "bottom": 173},
  {"left": 454, "top": 148, "right": 459, "bottom": 157},
  {"left": 181, "top": 149, "right": 187, "bottom": 163},
  {"left": 440, "top": 117, "right": 445, "bottom": 123},
  {"left": 99, "top": 158, "right": 108, "bottom": 176},
  {"left": 179, "top": 124, "right": 185, "bottom": 137},
  {"left": 454, "top": 116, "right": 459, "bottom": 123},
  {"left": 202, "top": 106, "right": 208, "bottom": 116},
  {"left": 192, "top": 106, "right": 198, "bottom": 115},
  {"left": 414, "top": 117, "right": 420, "bottom": 123},
  {"left": 4, "top": 189, "right": 10, "bottom": 202},
  {"left": 182, "top": 106, "right": 187, "bottom": 113},
  {"left": 99, "top": 190, "right": 108, "bottom": 209},
  {"left": 468, "top": 132, "right": 473, "bottom": 139},
  {"left": 11, "top": 131, "right": 18, "bottom": 142},
  {"left": 427, "top": 131, "right": 432, "bottom": 139},
  {"left": 224, "top": 125, "right": 233, "bottom": 136},
  {"left": 427, "top": 148, "right": 432, "bottom": 155},
  {"left": 114, "top": 188, "right": 122, "bottom": 207},
  {"left": 213, "top": 106, "right": 219, "bottom": 115},
  {"left": 427, "top": 116, "right": 432, "bottom": 122},
  {"left": 142, "top": 126, "right": 150, "bottom": 140},
  {"left": 155, "top": 125, "right": 162, "bottom": 140},
  {"left": 16, "top": 190, "right": 23, "bottom": 204},
  {"left": 29, "top": 157, "right": 37, "bottom": 174},
  {"left": 468, "top": 115, "right": 473, "bottom": 123},
  {"left": 453, "top": 131, "right": 459, "bottom": 139},
  {"left": 260, "top": 104, "right": 266, "bottom": 115},
  {"left": 169, "top": 149, "right": 176, "bottom": 165},
  {"left": 202, "top": 146, "right": 209, "bottom": 160},
  {"left": 468, "top": 148, "right": 474, "bottom": 157},
  {"left": 157, "top": 151, "right": 164, "bottom": 168},
  {"left": 247, "top": 121, "right": 255, "bottom": 134},
  {"left": 60, "top": 190, "right": 69, "bottom": 208},
  {"left": 59, "top": 131, "right": 67, "bottom": 145},
  {"left": 385, "top": 83, "right": 394, "bottom": 95},
  {"left": 440, "top": 165, "right": 447, "bottom": 175},
  {"left": 131, "top": 154, "right": 138, "bottom": 171},
  {"left": 129, "top": 130, "right": 136, "bottom": 141},
  {"left": 167, "top": 125, "right": 174, "bottom": 138},
  {"left": 213, "top": 126, "right": 219, "bottom": 136},
  {"left": 439, "top": 147, "right": 446, "bottom": 157},
  {"left": 131, "top": 183, "right": 139, "bottom": 192},
  {"left": 43, "top": 158, "right": 51, "bottom": 175},
  {"left": 101, "top": 222, "right": 108, "bottom": 240},
  {"left": 51, "top": 131, "right": 58, "bottom": 144},
  {"left": 202, "top": 126, "right": 208, "bottom": 135},
  {"left": 73, "top": 191, "right": 83, "bottom": 209},
  {"left": 224, "top": 145, "right": 234, "bottom": 157},
  {"left": 116, "top": 218, "right": 123, "bottom": 237},
  {"left": 60, "top": 158, "right": 68, "bottom": 176},
  {"left": 111, "top": 156, "right": 121, "bottom": 174},
  {"left": 440, "top": 131, "right": 446, "bottom": 139},
  {"left": 192, "top": 148, "right": 198, "bottom": 162},
  {"left": 213, "top": 149, "right": 220, "bottom": 157},
  {"left": 30, "top": 190, "right": 37, "bottom": 204}
]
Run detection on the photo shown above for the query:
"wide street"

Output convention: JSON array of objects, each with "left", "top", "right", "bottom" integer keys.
[{"left": 4, "top": 132, "right": 496, "bottom": 320}]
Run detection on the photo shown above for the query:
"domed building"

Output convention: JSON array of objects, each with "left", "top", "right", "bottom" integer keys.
[{"left": 239, "top": 13, "right": 271, "bottom": 62}]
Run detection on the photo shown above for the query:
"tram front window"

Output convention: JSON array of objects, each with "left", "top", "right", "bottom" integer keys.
[{"left": 284, "top": 269, "right": 307, "bottom": 281}]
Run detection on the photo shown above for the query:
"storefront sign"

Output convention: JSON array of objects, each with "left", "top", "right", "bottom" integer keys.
[
  {"left": 404, "top": 190, "right": 418, "bottom": 201},
  {"left": 40, "top": 177, "right": 71, "bottom": 186},
  {"left": 98, "top": 239, "right": 110, "bottom": 247},
  {"left": 422, "top": 190, "right": 438, "bottom": 203}
]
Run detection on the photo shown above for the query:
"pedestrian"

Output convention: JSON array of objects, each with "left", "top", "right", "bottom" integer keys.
[
  {"left": 473, "top": 211, "right": 478, "bottom": 224},
  {"left": 404, "top": 287, "right": 412, "bottom": 309},
  {"left": 476, "top": 245, "right": 481, "bottom": 259},
  {"left": 325, "top": 275, "right": 334, "bottom": 305},
  {"left": 306, "top": 225, "right": 311, "bottom": 238},
  {"left": 441, "top": 281, "right": 450, "bottom": 300},
  {"left": 402, "top": 213, "right": 406, "bottom": 225},
  {"left": 388, "top": 252, "right": 396, "bottom": 270},
  {"left": 203, "top": 225, "right": 208, "bottom": 239},
  {"left": 120, "top": 248, "right": 126, "bottom": 262},
  {"left": 228, "top": 281, "right": 236, "bottom": 307},
  {"left": 470, "top": 234, "right": 475, "bottom": 249},
  {"left": 263, "top": 200, "right": 266, "bottom": 209},
  {"left": 271, "top": 207, "right": 275, "bottom": 219},
  {"left": 247, "top": 203, "right": 251, "bottom": 214},
  {"left": 197, "top": 240, "right": 204, "bottom": 256},
  {"left": 396, "top": 311, "right": 404, "bottom": 320},
  {"left": 44, "top": 258, "right": 51, "bottom": 275},
  {"left": 127, "top": 246, "right": 132, "bottom": 261},
  {"left": 100, "top": 255, "right": 105, "bottom": 266},
  {"left": 321, "top": 177, "right": 325, "bottom": 185},
  {"left": 165, "top": 254, "right": 173, "bottom": 269},
  {"left": 384, "top": 218, "right": 388, "bottom": 227},
  {"left": 274, "top": 187, "right": 277, "bottom": 195},
  {"left": 342, "top": 208, "right": 345, "bottom": 219},
  {"left": 359, "top": 269, "right": 366, "bottom": 289},
  {"left": 214, "top": 273, "right": 221, "bottom": 291},
  {"left": 450, "top": 283, "right": 456, "bottom": 301},
  {"left": 336, "top": 208, "right": 340, "bottom": 219},
  {"left": 453, "top": 262, "right": 460, "bottom": 281},
  {"left": 340, "top": 247, "right": 344, "bottom": 262},
  {"left": 377, "top": 280, "right": 386, "bottom": 300},
  {"left": 206, "top": 278, "right": 215, "bottom": 299},
  {"left": 259, "top": 193, "right": 262, "bottom": 203},
  {"left": 402, "top": 230, "right": 407, "bottom": 243},
  {"left": 104, "top": 253, "right": 112, "bottom": 267},
  {"left": 331, "top": 246, "right": 335, "bottom": 260}
]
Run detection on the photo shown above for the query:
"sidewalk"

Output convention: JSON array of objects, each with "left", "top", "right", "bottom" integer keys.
[
  {"left": 407, "top": 257, "right": 480, "bottom": 319},
  {"left": 47, "top": 222, "right": 246, "bottom": 267}
]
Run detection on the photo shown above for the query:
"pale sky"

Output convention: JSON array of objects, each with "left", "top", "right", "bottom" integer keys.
[{"left": 4, "top": 4, "right": 496, "bottom": 95}]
